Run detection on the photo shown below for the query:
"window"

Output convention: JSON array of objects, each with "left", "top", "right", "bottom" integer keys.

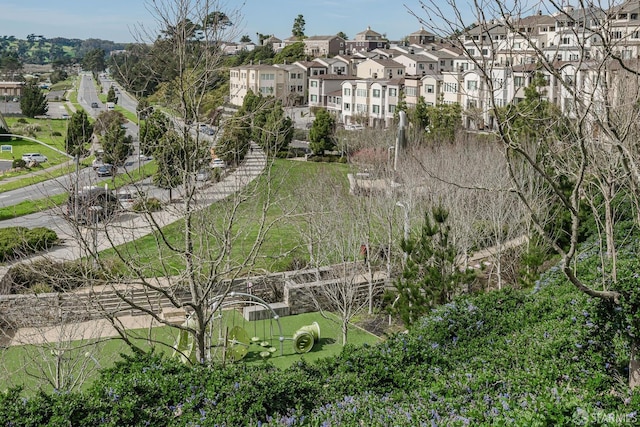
[
  {"left": 297, "top": 85, "right": 303, "bottom": 92},
  {"left": 426, "top": 84, "right": 434, "bottom": 93},
  {"left": 356, "top": 104, "right": 367, "bottom": 113},
  {"left": 310, "top": 81, "right": 318, "bottom": 87},
  {"left": 343, "top": 87, "right": 351, "bottom": 96},
  {"left": 260, "top": 73, "right": 275, "bottom": 80},
  {"left": 623, "top": 50, "right": 633, "bottom": 59},
  {"left": 612, "top": 31, "right": 622, "bottom": 39},
  {"left": 356, "top": 88, "right": 367, "bottom": 97},
  {"left": 561, "top": 37, "right": 571, "bottom": 45},
  {"left": 389, "top": 88, "right": 397, "bottom": 96},
  {"left": 443, "top": 82, "right": 458, "bottom": 93},
  {"left": 569, "top": 54, "right": 579, "bottom": 61},
  {"left": 482, "top": 48, "right": 489, "bottom": 55},
  {"left": 467, "top": 80, "right": 478, "bottom": 90},
  {"left": 310, "top": 94, "right": 318, "bottom": 102},
  {"left": 290, "top": 72, "right": 297, "bottom": 79},
  {"left": 468, "top": 48, "right": 476, "bottom": 56},
  {"left": 514, "top": 76, "right": 525, "bottom": 87},
  {"left": 343, "top": 103, "right": 350, "bottom": 111},
  {"left": 372, "top": 89, "right": 381, "bottom": 97},
  {"left": 389, "top": 104, "right": 396, "bottom": 113},
  {"left": 405, "top": 87, "right": 418, "bottom": 97},
  {"left": 372, "top": 105, "right": 380, "bottom": 114}
]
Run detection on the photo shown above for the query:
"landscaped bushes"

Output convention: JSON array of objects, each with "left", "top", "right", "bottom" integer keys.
[
  {"left": 0, "top": 227, "right": 57, "bottom": 262},
  {"left": 2, "top": 272, "right": 639, "bottom": 425}
]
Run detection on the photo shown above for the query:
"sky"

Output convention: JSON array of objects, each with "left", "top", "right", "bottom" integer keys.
[{"left": 0, "top": 0, "right": 454, "bottom": 44}]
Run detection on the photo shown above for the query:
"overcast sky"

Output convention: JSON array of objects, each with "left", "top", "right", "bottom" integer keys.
[{"left": 0, "top": 0, "right": 466, "bottom": 43}]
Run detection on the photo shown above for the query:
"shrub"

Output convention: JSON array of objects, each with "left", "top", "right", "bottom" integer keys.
[
  {"left": 51, "top": 131, "right": 62, "bottom": 137},
  {"left": 17, "top": 118, "right": 28, "bottom": 124},
  {"left": 0, "top": 227, "right": 57, "bottom": 262},
  {"left": 133, "top": 197, "right": 162, "bottom": 212}
]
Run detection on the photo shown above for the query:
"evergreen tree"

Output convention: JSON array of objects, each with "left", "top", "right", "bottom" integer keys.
[
  {"left": 65, "top": 110, "right": 93, "bottom": 156},
  {"left": 102, "top": 121, "right": 133, "bottom": 168},
  {"left": 309, "top": 109, "right": 335, "bottom": 155},
  {"left": 140, "top": 110, "right": 168, "bottom": 156},
  {"left": 20, "top": 80, "right": 48, "bottom": 118},
  {"left": 153, "top": 130, "right": 184, "bottom": 190},
  {"left": 82, "top": 48, "right": 106, "bottom": 76},
  {"left": 107, "top": 86, "right": 118, "bottom": 104},
  {"left": 392, "top": 206, "right": 475, "bottom": 326},
  {"left": 259, "top": 100, "right": 293, "bottom": 155},
  {"left": 292, "top": 14, "right": 306, "bottom": 39}
]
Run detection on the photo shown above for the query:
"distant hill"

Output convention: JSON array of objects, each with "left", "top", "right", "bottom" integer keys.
[{"left": 0, "top": 35, "right": 127, "bottom": 66}]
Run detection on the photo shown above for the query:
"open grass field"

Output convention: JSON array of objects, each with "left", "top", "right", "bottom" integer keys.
[
  {"left": 0, "top": 311, "right": 381, "bottom": 395},
  {"left": 2, "top": 117, "right": 70, "bottom": 164},
  {"left": 99, "top": 159, "right": 353, "bottom": 274}
]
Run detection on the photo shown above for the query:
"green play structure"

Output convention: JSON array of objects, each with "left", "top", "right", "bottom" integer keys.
[{"left": 172, "top": 290, "right": 321, "bottom": 363}]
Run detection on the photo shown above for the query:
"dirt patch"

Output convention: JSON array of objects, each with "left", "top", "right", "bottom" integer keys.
[{"left": 354, "top": 313, "right": 404, "bottom": 338}]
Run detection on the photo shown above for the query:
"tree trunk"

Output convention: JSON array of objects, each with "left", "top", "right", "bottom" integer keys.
[{"left": 630, "top": 340, "right": 640, "bottom": 390}]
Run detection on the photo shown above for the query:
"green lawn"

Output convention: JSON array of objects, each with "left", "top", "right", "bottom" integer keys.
[
  {"left": 0, "top": 311, "right": 380, "bottom": 394},
  {"left": 99, "top": 159, "right": 352, "bottom": 274},
  {"left": 2, "top": 117, "right": 69, "bottom": 164}
]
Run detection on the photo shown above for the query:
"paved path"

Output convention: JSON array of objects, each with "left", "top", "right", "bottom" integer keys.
[{"left": 2, "top": 145, "right": 267, "bottom": 347}]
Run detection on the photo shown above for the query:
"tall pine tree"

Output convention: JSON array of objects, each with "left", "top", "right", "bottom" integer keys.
[
  {"left": 65, "top": 110, "right": 93, "bottom": 156},
  {"left": 20, "top": 80, "right": 48, "bottom": 118},
  {"left": 392, "top": 206, "right": 475, "bottom": 326}
]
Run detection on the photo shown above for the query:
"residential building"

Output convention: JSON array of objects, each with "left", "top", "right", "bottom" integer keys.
[
  {"left": 346, "top": 26, "right": 388, "bottom": 53},
  {"left": 356, "top": 58, "right": 405, "bottom": 79},
  {"left": 302, "top": 35, "right": 346, "bottom": 57}
]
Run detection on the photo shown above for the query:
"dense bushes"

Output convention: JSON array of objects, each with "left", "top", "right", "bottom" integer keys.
[
  {"left": 2, "top": 270, "right": 639, "bottom": 425},
  {"left": 0, "top": 227, "right": 57, "bottom": 262}
]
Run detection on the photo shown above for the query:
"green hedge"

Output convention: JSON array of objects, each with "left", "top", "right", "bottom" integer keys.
[
  {"left": 0, "top": 226, "right": 57, "bottom": 262},
  {"left": 2, "top": 277, "right": 638, "bottom": 425}
]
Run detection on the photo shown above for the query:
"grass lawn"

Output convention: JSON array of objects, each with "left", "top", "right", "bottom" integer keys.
[
  {"left": 99, "top": 159, "right": 353, "bottom": 274},
  {"left": 1, "top": 117, "right": 70, "bottom": 165},
  {"left": 0, "top": 311, "right": 381, "bottom": 394}
]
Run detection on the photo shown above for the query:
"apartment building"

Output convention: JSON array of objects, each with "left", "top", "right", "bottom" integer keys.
[
  {"left": 229, "top": 63, "right": 305, "bottom": 107},
  {"left": 229, "top": 2, "right": 640, "bottom": 133}
]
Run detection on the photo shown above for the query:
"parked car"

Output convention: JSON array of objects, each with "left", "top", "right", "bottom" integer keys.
[
  {"left": 92, "top": 158, "right": 105, "bottom": 170},
  {"left": 345, "top": 124, "right": 364, "bottom": 131},
  {"left": 211, "top": 158, "right": 226, "bottom": 168},
  {"left": 67, "top": 186, "right": 119, "bottom": 224},
  {"left": 22, "top": 153, "right": 48, "bottom": 163},
  {"left": 91, "top": 102, "right": 99, "bottom": 108},
  {"left": 196, "top": 168, "right": 211, "bottom": 181},
  {"left": 117, "top": 190, "right": 136, "bottom": 210},
  {"left": 96, "top": 164, "right": 115, "bottom": 177}
]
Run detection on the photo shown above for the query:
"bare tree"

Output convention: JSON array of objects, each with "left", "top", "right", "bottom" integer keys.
[
  {"left": 46, "top": 0, "right": 290, "bottom": 364},
  {"left": 410, "top": 0, "right": 640, "bottom": 387}
]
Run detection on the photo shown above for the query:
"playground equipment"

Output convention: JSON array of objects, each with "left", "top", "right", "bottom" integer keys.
[
  {"left": 171, "top": 290, "right": 322, "bottom": 363},
  {"left": 292, "top": 321, "right": 320, "bottom": 354}
]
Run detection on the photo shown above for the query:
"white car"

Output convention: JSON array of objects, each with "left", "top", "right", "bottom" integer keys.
[
  {"left": 22, "top": 153, "right": 48, "bottom": 163},
  {"left": 211, "top": 159, "right": 226, "bottom": 168}
]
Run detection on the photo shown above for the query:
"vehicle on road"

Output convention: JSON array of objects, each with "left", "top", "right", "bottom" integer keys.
[
  {"left": 67, "top": 186, "right": 119, "bottom": 224},
  {"left": 117, "top": 189, "right": 139, "bottom": 210},
  {"left": 91, "top": 102, "right": 99, "bottom": 108},
  {"left": 106, "top": 102, "right": 115, "bottom": 111},
  {"left": 196, "top": 168, "right": 211, "bottom": 182},
  {"left": 92, "top": 158, "right": 105, "bottom": 170},
  {"left": 96, "top": 164, "right": 115, "bottom": 177},
  {"left": 211, "top": 158, "right": 226, "bottom": 168},
  {"left": 22, "top": 153, "right": 48, "bottom": 163}
]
